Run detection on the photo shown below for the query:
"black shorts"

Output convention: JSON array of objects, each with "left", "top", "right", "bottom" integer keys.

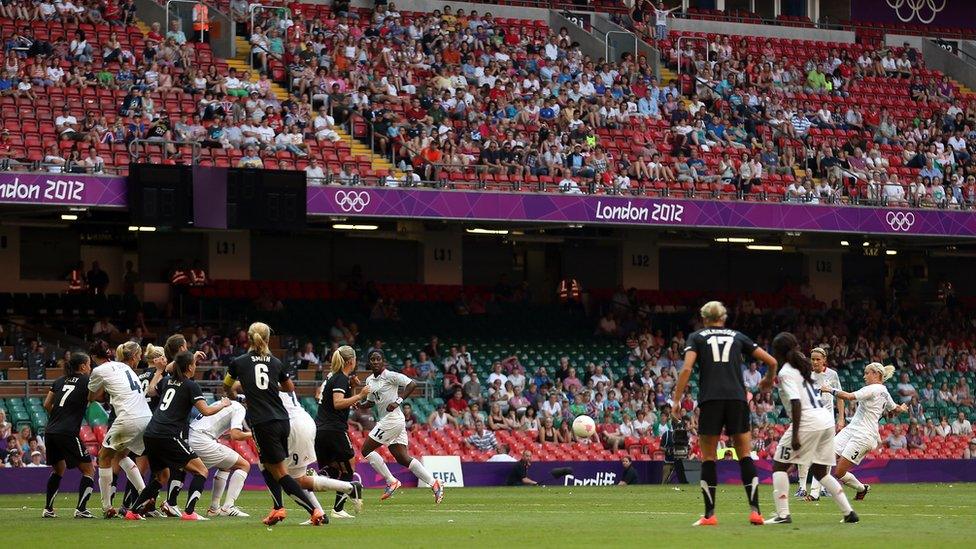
[
  {"left": 252, "top": 419, "right": 290, "bottom": 464},
  {"left": 45, "top": 433, "right": 90, "bottom": 468},
  {"left": 315, "top": 429, "right": 354, "bottom": 465},
  {"left": 698, "top": 399, "right": 750, "bottom": 436},
  {"left": 143, "top": 436, "right": 197, "bottom": 472}
]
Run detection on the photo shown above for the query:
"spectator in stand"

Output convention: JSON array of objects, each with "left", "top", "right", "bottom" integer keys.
[
  {"left": 885, "top": 425, "right": 908, "bottom": 450},
  {"left": 897, "top": 372, "right": 918, "bottom": 404},
  {"left": 446, "top": 388, "right": 468, "bottom": 417},
  {"left": 427, "top": 403, "right": 457, "bottom": 431},
  {"left": 965, "top": 439, "right": 976, "bottom": 459},
  {"left": 742, "top": 362, "right": 762, "bottom": 392},
  {"left": 465, "top": 419, "right": 497, "bottom": 451},
  {"left": 951, "top": 412, "right": 973, "bottom": 436},
  {"left": 906, "top": 422, "right": 926, "bottom": 451}
]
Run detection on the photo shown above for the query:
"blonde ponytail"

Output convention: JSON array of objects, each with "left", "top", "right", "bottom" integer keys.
[
  {"left": 882, "top": 364, "right": 896, "bottom": 382},
  {"left": 115, "top": 341, "right": 142, "bottom": 363},
  {"left": 330, "top": 345, "right": 356, "bottom": 375},
  {"left": 247, "top": 322, "right": 272, "bottom": 356},
  {"left": 144, "top": 344, "right": 165, "bottom": 362}
]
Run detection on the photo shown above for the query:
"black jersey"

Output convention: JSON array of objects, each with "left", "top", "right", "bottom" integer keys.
[
  {"left": 47, "top": 374, "right": 90, "bottom": 436},
  {"left": 316, "top": 371, "right": 351, "bottom": 432},
  {"left": 683, "top": 328, "right": 759, "bottom": 403},
  {"left": 144, "top": 377, "right": 204, "bottom": 438},
  {"left": 138, "top": 368, "right": 161, "bottom": 409},
  {"left": 228, "top": 352, "right": 289, "bottom": 426}
]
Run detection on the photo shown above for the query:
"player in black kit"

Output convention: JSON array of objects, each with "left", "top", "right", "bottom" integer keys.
[
  {"left": 315, "top": 345, "right": 370, "bottom": 516},
  {"left": 670, "top": 301, "right": 778, "bottom": 527},
  {"left": 127, "top": 351, "right": 232, "bottom": 521},
  {"left": 223, "top": 322, "right": 325, "bottom": 526},
  {"left": 42, "top": 352, "right": 96, "bottom": 518}
]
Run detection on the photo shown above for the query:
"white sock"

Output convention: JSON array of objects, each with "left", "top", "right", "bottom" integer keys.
[
  {"left": 119, "top": 456, "right": 145, "bottom": 492},
  {"left": 772, "top": 471, "right": 791, "bottom": 519},
  {"left": 223, "top": 469, "right": 247, "bottom": 508},
  {"left": 819, "top": 474, "right": 853, "bottom": 514},
  {"left": 809, "top": 476, "right": 822, "bottom": 498},
  {"left": 304, "top": 489, "right": 322, "bottom": 511},
  {"left": 408, "top": 458, "right": 435, "bottom": 488},
  {"left": 797, "top": 463, "right": 810, "bottom": 492},
  {"left": 98, "top": 467, "right": 114, "bottom": 511},
  {"left": 365, "top": 452, "right": 397, "bottom": 484},
  {"left": 839, "top": 472, "right": 865, "bottom": 492},
  {"left": 211, "top": 471, "right": 229, "bottom": 509},
  {"left": 312, "top": 475, "right": 353, "bottom": 493}
]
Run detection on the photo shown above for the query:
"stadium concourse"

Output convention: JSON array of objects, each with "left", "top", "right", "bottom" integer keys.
[{"left": 0, "top": 0, "right": 975, "bottom": 207}]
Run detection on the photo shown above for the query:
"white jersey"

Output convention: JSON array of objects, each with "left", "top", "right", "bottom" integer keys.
[
  {"left": 364, "top": 369, "right": 412, "bottom": 421},
  {"left": 279, "top": 391, "right": 309, "bottom": 420},
  {"left": 89, "top": 361, "right": 152, "bottom": 421},
  {"left": 777, "top": 363, "right": 834, "bottom": 432},
  {"left": 846, "top": 383, "right": 898, "bottom": 443},
  {"left": 189, "top": 400, "right": 246, "bottom": 440},
  {"left": 813, "top": 367, "right": 842, "bottom": 414}
]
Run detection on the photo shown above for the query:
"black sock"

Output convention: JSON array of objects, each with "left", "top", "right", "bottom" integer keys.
[
  {"left": 110, "top": 472, "right": 119, "bottom": 506},
  {"left": 184, "top": 474, "right": 206, "bottom": 515},
  {"left": 131, "top": 478, "right": 162, "bottom": 514},
  {"left": 261, "top": 469, "right": 284, "bottom": 510},
  {"left": 167, "top": 475, "right": 184, "bottom": 507},
  {"left": 45, "top": 473, "right": 62, "bottom": 511},
  {"left": 701, "top": 460, "right": 717, "bottom": 519},
  {"left": 279, "top": 475, "right": 316, "bottom": 514},
  {"left": 333, "top": 472, "right": 354, "bottom": 512},
  {"left": 122, "top": 481, "right": 140, "bottom": 510},
  {"left": 740, "top": 457, "right": 760, "bottom": 513},
  {"left": 77, "top": 476, "right": 95, "bottom": 511}
]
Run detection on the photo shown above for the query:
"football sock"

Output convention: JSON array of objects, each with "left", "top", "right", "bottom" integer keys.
[
  {"left": 166, "top": 476, "right": 184, "bottom": 507},
  {"left": 700, "top": 460, "right": 717, "bottom": 519},
  {"left": 211, "top": 471, "right": 229, "bottom": 509},
  {"left": 365, "top": 451, "right": 397, "bottom": 484},
  {"left": 98, "top": 467, "right": 114, "bottom": 511},
  {"left": 333, "top": 473, "right": 354, "bottom": 512},
  {"left": 305, "top": 490, "right": 322, "bottom": 511},
  {"left": 121, "top": 481, "right": 139, "bottom": 510},
  {"left": 797, "top": 463, "right": 810, "bottom": 492},
  {"left": 184, "top": 473, "right": 206, "bottom": 515},
  {"left": 45, "top": 473, "right": 62, "bottom": 511},
  {"left": 119, "top": 456, "right": 145, "bottom": 492},
  {"left": 312, "top": 475, "right": 353, "bottom": 493},
  {"left": 110, "top": 472, "right": 118, "bottom": 505},
  {"left": 77, "top": 475, "right": 94, "bottom": 511},
  {"left": 810, "top": 475, "right": 823, "bottom": 498},
  {"left": 772, "top": 471, "right": 791, "bottom": 518},
  {"left": 740, "top": 457, "right": 761, "bottom": 514},
  {"left": 839, "top": 472, "right": 865, "bottom": 492},
  {"left": 408, "top": 458, "right": 435, "bottom": 487},
  {"left": 261, "top": 469, "right": 284, "bottom": 510},
  {"left": 819, "top": 474, "right": 853, "bottom": 515},
  {"left": 279, "top": 474, "right": 316, "bottom": 513},
  {"left": 131, "top": 478, "right": 162, "bottom": 513},
  {"left": 224, "top": 470, "right": 247, "bottom": 508}
]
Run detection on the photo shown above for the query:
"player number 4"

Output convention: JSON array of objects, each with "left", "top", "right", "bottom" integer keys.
[{"left": 706, "top": 335, "right": 733, "bottom": 363}]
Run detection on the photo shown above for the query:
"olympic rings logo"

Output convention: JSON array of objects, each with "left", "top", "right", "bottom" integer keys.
[
  {"left": 334, "top": 190, "right": 371, "bottom": 212},
  {"left": 885, "top": 211, "right": 916, "bottom": 231},
  {"left": 886, "top": 0, "right": 947, "bottom": 24}
]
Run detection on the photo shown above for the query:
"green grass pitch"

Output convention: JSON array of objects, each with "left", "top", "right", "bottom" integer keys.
[{"left": 2, "top": 484, "right": 974, "bottom": 547}]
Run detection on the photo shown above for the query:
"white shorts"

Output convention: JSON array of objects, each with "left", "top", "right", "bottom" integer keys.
[
  {"left": 774, "top": 426, "right": 836, "bottom": 466},
  {"left": 288, "top": 413, "right": 317, "bottom": 474},
  {"left": 368, "top": 413, "right": 408, "bottom": 447},
  {"left": 103, "top": 415, "right": 151, "bottom": 455},
  {"left": 834, "top": 427, "right": 878, "bottom": 465},
  {"left": 188, "top": 431, "right": 241, "bottom": 470}
]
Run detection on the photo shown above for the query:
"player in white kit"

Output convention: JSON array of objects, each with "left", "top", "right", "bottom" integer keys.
[
  {"left": 187, "top": 400, "right": 252, "bottom": 517},
  {"left": 822, "top": 362, "right": 909, "bottom": 501},
  {"left": 765, "top": 333, "right": 858, "bottom": 525},
  {"left": 88, "top": 342, "right": 153, "bottom": 518},
  {"left": 358, "top": 350, "right": 444, "bottom": 504},
  {"left": 796, "top": 347, "right": 845, "bottom": 500}
]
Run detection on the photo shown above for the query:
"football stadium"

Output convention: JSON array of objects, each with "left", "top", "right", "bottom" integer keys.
[{"left": 1, "top": 0, "right": 976, "bottom": 546}]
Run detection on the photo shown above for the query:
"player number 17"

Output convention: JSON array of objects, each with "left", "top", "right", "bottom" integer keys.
[{"left": 706, "top": 335, "right": 733, "bottom": 363}]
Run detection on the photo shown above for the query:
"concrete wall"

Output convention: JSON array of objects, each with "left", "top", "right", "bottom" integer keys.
[
  {"left": 921, "top": 39, "right": 976, "bottom": 92},
  {"left": 592, "top": 12, "right": 660, "bottom": 79},
  {"left": 550, "top": 11, "right": 607, "bottom": 62},
  {"left": 670, "top": 16, "right": 856, "bottom": 43}
]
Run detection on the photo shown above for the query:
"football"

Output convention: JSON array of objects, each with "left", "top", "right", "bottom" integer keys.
[{"left": 572, "top": 415, "right": 596, "bottom": 438}]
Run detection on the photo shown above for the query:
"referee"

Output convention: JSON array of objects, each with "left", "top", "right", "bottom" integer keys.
[{"left": 670, "top": 301, "right": 778, "bottom": 526}]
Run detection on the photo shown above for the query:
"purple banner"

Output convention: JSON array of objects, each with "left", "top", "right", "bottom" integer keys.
[
  {"left": 851, "top": 0, "right": 976, "bottom": 29},
  {"left": 0, "top": 172, "right": 127, "bottom": 208},
  {"left": 192, "top": 166, "right": 228, "bottom": 229},
  {"left": 716, "top": 458, "right": 976, "bottom": 484},
  {"left": 308, "top": 186, "right": 976, "bottom": 238}
]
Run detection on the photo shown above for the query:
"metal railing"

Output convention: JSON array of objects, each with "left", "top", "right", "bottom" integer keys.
[{"left": 127, "top": 138, "right": 202, "bottom": 164}]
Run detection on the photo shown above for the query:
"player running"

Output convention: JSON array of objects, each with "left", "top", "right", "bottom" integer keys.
[
  {"left": 821, "top": 362, "right": 909, "bottom": 501},
  {"left": 42, "top": 352, "right": 97, "bottom": 518},
  {"left": 797, "top": 347, "right": 845, "bottom": 501},
  {"left": 127, "top": 351, "right": 233, "bottom": 521},
  {"left": 670, "top": 301, "right": 778, "bottom": 527},
  {"left": 187, "top": 398, "right": 253, "bottom": 517},
  {"left": 88, "top": 342, "right": 152, "bottom": 518},
  {"left": 315, "top": 346, "right": 371, "bottom": 520},
  {"left": 359, "top": 350, "right": 444, "bottom": 504},
  {"left": 224, "top": 322, "right": 327, "bottom": 526},
  {"left": 764, "top": 333, "right": 858, "bottom": 525}
]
